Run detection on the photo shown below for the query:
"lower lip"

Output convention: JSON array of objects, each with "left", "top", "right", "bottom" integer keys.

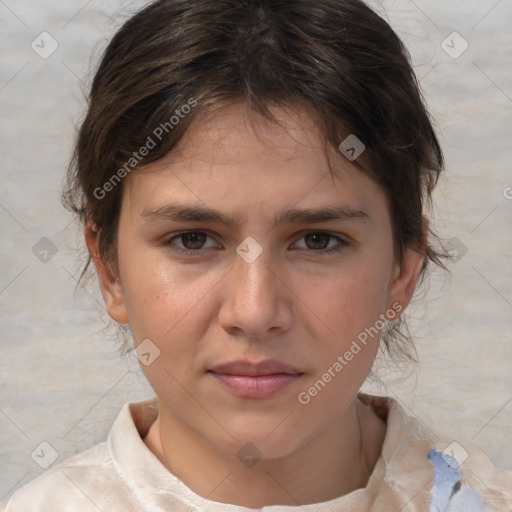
[{"left": 209, "top": 372, "right": 302, "bottom": 398}]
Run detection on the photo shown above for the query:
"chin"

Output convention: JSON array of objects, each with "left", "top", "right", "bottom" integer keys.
[{"left": 216, "top": 418, "right": 309, "bottom": 462}]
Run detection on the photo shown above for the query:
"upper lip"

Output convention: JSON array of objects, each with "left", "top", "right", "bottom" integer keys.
[{"left": 209, "top": 359, "right": 303, "bottom": 376}]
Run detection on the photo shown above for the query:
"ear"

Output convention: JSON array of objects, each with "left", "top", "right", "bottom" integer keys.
[
  {"left": 386, "top": 218, "right": 427, "bottom": 313},
  {"left": 84, "top": 222, "right": 129, "bottom": 324}
]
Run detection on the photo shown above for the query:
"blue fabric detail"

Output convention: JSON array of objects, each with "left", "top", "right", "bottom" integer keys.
[
  {"left": 427, "top": 448, "right": 505, "bottom": 512},
  {"left": 428, "top": 448, "right": 463, "bottom": 512}
]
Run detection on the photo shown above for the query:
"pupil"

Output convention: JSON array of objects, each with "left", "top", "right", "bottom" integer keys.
[
  {"left": 185, "top": 232, "right": 204, "bottom": 249},
  {"left": 308, "top": 233, "right": 328, "bottom": 249}
]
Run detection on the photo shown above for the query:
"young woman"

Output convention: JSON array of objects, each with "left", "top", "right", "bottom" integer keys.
[{"left": 2, "top": 0, "right": 511, "bottom": 510}]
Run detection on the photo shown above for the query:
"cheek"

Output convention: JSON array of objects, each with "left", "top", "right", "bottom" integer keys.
[
  {"left": 301, "top": 265, "right": 390, "bottom": 346},
  {"left": 119, "top": 249, "right": 218, "bottom": 343},
  {"left": 293, "top": 271, "right": 387, "bottom": 417},
  {"left": 122, "top": 268, "right": 217, "bottom": 389}
]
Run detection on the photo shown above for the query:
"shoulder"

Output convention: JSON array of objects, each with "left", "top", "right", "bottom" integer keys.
[
  {"left": 0, "top": 398, "right": 160, "bottom": 512},
  {"left": 360, "top": 393, "right": 512, "bottom": 511},
  {"left": 0, "top": 442, "right": 135, "bottom": 512}
]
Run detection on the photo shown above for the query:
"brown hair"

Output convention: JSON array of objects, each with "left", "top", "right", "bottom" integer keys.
[{"left": 63, "top": 0, "right": 447, "bottom": 362}]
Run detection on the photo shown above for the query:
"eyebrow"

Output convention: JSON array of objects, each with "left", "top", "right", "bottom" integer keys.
[{"left": 141, "top": 203, "right": 369, "bottom": 227}]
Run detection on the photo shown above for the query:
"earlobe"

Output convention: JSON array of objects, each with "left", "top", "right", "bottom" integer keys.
[{"left": 84, "top": 222, "right": 129, "bottom": 324}]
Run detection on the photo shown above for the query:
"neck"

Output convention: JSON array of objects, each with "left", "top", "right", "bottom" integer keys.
[{"left": 143, "top": 396, "right": 386, "bottom": 507}]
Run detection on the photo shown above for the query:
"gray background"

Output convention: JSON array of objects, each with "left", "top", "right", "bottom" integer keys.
[{"left": 1, "top": 0, "right": 511, "bottom": 502}]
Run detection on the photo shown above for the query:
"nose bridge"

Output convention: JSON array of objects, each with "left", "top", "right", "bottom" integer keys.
[
  {"left": 233, "top": 239, "right": 277, "bottom": 305},
  {"left": 220, "top": 238, "right": 290, "bottom": 336}
]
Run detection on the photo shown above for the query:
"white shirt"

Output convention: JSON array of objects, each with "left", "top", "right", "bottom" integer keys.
[{"left": 2, "top": 393, "right": 511, "bottom": 511}]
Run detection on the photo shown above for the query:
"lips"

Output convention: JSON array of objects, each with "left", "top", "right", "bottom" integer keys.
[
  {"left": 208, "top": 359, "right": 302, "bottom": 376},
  {"left": 208, "top": 359, "right": 303, "bottom": 398}
]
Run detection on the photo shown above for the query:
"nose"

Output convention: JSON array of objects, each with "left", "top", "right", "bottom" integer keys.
[{"left": 217, "top": 242, "right": 293, "bottom": 340}]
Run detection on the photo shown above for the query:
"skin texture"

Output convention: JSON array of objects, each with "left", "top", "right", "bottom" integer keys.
[{"left": 86, "top": 103, "right": 424, "bottom": 507}]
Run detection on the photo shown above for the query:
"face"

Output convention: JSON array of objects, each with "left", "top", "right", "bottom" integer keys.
[{"left": 90, "top": 102, "right": 422, "bottom": 460}]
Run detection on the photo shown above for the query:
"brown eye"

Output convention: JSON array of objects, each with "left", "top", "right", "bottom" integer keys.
[
  {"left": 294, "top": 232, "right": 349, "bottom": 256},
  {"left": 180, "top": 232, "right": 207, "bottom": 250},
  {"left": 303, "top": 233, "right": 331, "bottom": 250},
  {"left": 165, "top": 231, "right": 218, "bottom": 255}
]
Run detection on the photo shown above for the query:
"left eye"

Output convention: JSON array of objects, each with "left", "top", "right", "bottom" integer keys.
[{"left": 294, "top": 232, "right": 345, "bottom": 252}]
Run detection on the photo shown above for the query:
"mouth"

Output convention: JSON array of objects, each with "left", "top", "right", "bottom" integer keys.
[{"left": 208, "top": 359, "right": 304, "bottom": 398}]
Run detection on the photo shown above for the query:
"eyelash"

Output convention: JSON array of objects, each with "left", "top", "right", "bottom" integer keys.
[{"left": 163, "top": 231, "right": 349, "bottom": 257}]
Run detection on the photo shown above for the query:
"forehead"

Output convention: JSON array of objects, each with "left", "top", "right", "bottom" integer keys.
[
  {"left": 123, "top": 102, "right": 385, "bottom": 218},
  {"left": 170, "top": 103, "right": 326, "bottom": 161}
]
